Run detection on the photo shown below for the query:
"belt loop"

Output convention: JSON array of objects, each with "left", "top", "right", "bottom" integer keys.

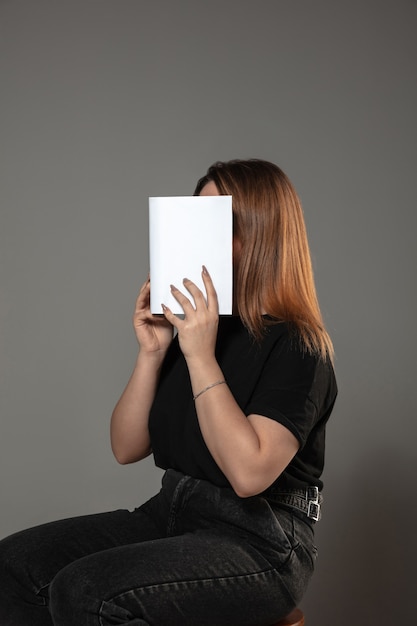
[{"left": 306, "top": 486, "right": 321, "bottom": 521}]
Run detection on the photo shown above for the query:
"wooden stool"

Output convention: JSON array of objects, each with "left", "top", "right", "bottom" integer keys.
[{"left": 272, "top": 607, "right": 305, "bottom": 626}]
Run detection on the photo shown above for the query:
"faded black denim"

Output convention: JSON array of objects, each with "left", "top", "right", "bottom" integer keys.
[{"left": 0, "top": 470, "right": 317, "bottom": 625}]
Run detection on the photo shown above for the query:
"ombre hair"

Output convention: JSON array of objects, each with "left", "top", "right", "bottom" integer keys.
[{"left": 194, "top": 159, "right": 334, "bottom": 361}]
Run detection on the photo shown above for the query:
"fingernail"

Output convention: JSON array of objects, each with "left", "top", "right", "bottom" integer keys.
[
  {"left": 170, "top": 284, "right": 176, "bottom": 291},
  {"left": 183, "top": 277, "right": 190, "bottom": 283},
  {"left": 161, "top": 303, "right": 167, "bottom": 311},
  {"left": 202, "top": 265, "right": 208, "bottom": 275}
]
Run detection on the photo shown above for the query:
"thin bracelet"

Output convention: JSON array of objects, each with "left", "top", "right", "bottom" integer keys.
[{"left": 193, "top": 380, "right": 226, "bottom": 401}]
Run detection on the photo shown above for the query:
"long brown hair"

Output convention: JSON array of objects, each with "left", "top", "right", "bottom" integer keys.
[{"left": 194, "top": 159, "right": 334, "bottom": 361}]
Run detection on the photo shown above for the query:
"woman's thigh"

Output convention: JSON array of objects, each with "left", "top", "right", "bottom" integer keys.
[
  {"left": 0, "top": 507, "right": 162, "bottom": 625},
  {"left": 49, "top": 530, "right": 294, "bottom": 626}
]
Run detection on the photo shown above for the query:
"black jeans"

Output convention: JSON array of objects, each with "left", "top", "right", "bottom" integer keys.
[{"left": 0, "top": 470, "right": 317, "bottom": 625}]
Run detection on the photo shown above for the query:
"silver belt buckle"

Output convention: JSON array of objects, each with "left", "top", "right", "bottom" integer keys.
[{"left": 306, "top": 486, "right": 321, "bottom": 521}]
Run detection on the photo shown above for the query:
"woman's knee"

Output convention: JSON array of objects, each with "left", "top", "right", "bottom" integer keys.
[
  {"left": 49, "top": 560, "right": 90, "bottom": 622},
  {"left": 49, "top": 556, "right": 149, "bottom": 626},
  {"left": 0, "top": 534, "right": 20, "bottom": 599},
  {"left": 0, "top": 532, "right": 51, "bottom": 618},
  {"left": 49, "top": 556, "right": 117, "bottom": 625},
  {"left": 0, "top": 531, "right": 40, "bottom": 593}
]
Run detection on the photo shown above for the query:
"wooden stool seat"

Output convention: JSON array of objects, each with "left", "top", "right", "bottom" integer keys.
[{"left": 271, "top": 607, "right": 305, "bottom": 626}]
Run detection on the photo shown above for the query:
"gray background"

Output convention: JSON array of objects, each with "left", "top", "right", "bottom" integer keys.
[{"left": 1, "top": 1, "right": 416, "bottom": 624}]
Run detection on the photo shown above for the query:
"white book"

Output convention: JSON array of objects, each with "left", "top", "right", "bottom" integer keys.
[{"left": 149, "top": 195, "right": 233, "bottom": 315}]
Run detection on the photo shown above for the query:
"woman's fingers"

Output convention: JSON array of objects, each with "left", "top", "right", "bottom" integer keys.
[
  {"left": 161, "top": 303, "right": 177, "bottom": 327},
  {"left": 201, "top": 266, "right": 219, "bottom": 313},
  {"left": 182, "top": 277, "right": 208, "bottom": 309},
  {"left": 135, "top": 279, "right": 149, "bottom": 310},
  {"left": 161, "top": 267, "right": 218, "bottom": 321},
  {"left": 135, "top": 278, "right": 157, "bottom": 319},
  {"left": 170, "top": 283, "right": 197, "bottom": 313},
  {"left": 173, "top": 268, "right": 218, "bottom": 311}
]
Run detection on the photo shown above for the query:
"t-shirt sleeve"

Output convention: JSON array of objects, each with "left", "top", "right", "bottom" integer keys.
[{"left": 245, "top": 337, "right": 332, "bottom": 448}]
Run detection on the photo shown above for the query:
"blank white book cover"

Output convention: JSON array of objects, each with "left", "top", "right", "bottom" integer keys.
[{"left": 149, "top": 195, "right": 233, "bottom": 314}]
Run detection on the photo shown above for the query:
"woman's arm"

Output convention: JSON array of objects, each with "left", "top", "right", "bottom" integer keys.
[
  {"left": 110, "top": 350, "right": 165, "bottom": 464},
  {"left": 110, "top": 278, "right": 173, "bottom": 464},
  {"left": 188, "top": 361, "right": 299, "bottom": 497},
  {"left": 162, "top": 268, "right": 299, "bottom": 497}
]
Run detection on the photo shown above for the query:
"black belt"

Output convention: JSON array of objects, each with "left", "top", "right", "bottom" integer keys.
[{"left": 265, "top": 486, "right": 323, "bottom": 522}]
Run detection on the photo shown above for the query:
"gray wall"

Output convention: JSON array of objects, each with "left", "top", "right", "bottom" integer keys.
[{"left": 1, "top": 1, "right": 416, "bottom": 624}]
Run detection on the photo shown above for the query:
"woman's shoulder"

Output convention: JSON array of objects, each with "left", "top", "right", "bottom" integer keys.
[
  {"left": 218, "top": 316, "right": 336, "bottom": 378},
  {"left": 264, "top": 320, "right": 337, "bottom": 387}
]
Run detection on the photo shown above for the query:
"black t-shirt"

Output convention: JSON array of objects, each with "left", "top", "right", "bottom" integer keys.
[{"left": 149, "top": 316, "right": 337, "bottom": 491}]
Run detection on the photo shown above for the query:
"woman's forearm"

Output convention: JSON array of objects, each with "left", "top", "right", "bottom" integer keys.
[
  {"left": 187, "top": 356, "right": 261, "bottom": 492},
  {"left": 186, "top": 355, "right": 298, "bottom": 497},
  {"left": 110, "top": 350, "right": 165, "bottom": 464}
]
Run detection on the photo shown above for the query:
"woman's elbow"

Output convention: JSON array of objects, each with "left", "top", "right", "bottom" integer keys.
[
  {"left": 230, "top": 472, "right": 276, "bottom": 499},
  {"left": 113, "top": 451, "right": 133, "bottom": 465},
  {"left": 111, "top": 444, "right": 151, "bottom": 465}
]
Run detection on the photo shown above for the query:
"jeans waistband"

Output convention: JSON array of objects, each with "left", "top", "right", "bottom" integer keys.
[{"left": 265, "top": 486, "right": 323, "bottom": 522}]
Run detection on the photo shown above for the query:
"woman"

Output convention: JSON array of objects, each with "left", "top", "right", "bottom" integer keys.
[{"left": 0, "top": 159, "right": 337, "bottom": 625}]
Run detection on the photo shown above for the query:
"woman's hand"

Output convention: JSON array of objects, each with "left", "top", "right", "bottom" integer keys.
[
  {"left": 162, "top": 266, "right": 219, "bottom": 363},
  {"left": 134, "top": 277, "right": 173, "bottom": 355}
]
